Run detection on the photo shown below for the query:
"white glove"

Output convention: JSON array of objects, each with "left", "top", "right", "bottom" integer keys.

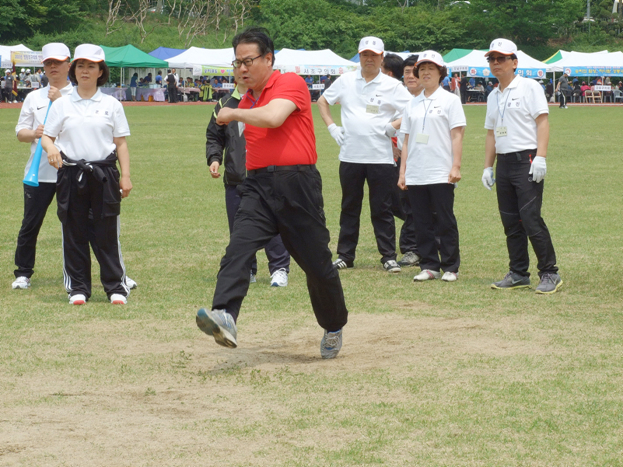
[
  {"left": 327, "top": 123, "right": 345, "bottom": 146},
  {"left": 529, "top": 156, "right": 547, "bottom": 183},
  {"left": 385, "top": 122, "right": 397, "bottom": 138},
  {"left": 482, "top": 167, "right": 495, "bottom": 190}
]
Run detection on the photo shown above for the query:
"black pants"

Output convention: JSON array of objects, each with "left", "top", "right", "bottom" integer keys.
[
  {"left": 167, "top": 85, "right": 177, "bottom": 103},
  {"left": 391, "top": 158, "right": 418, "bottom": 255},
  {"left": 212, "top": 166, "right": 348, "bottom": 332},
  {"left": 14, "top": 182, "right": 57, "bottom": 278},
  {"left": 407, "top": 183, "right": 460, "bottom": 273},
  {"left": 58, "top": 168, "right": 128, "bottom": 299},
  {"left": 225, "top": 184, "right": 290, "bottom": 275},
  {"left": 559, "top": 92, "right": 567, "bottom": 107},
  {"left": 496, "top": 151, "right": 558, "bottom": 278},
  {"left": 337, "top": 162, "right": 397, "bottom": 265}
]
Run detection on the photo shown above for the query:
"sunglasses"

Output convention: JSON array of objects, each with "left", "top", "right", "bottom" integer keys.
[{"left": 487, "top": 55, "right": 512, "bottom": 64}]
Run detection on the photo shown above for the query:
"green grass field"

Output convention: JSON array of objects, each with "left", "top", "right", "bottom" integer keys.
[{"left": 1, "top": 103, "right": 622, "bottom": 466}]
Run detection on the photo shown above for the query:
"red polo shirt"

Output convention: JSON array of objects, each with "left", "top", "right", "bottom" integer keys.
[{"left": 238, "top": 70, "right": 317, "bottom": 170}]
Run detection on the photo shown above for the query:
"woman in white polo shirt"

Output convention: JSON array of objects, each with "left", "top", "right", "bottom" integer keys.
[
  {"left": 398, "top": 51, "right": 466, "bottom": 282},
  {"left": 41, "top": 44, "right": 132, "bottom": 305}
]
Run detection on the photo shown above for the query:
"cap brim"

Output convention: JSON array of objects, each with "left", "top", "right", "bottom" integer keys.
[
  {"left": 485, "top": 49, "right": 515, "bottom": 57},
  {"left": 416, "top": 58, "right": 444, "bottom": 67},
  {"left": 358, "top": 48, "right": 383, "bottom": 54},
  {"left": 43, "top": 55, "right": 70, "bottom": 62},
  {"left": 71, "top": 57, "right": 104, "bottom": 63}
]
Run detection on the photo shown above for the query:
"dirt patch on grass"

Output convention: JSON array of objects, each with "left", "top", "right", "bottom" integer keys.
[{"left": 0, "top": 312, "right": 560, "bottom": 466}]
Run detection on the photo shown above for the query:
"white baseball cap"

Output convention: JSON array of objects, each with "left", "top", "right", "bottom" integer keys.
[
  {"left": 73, "top": 44, "right": 106, "bottom": 63},
  {"left": 21, "top": 68, "right": 25, "bottom": 72},
  {"left": 5, "top": 69, "right": 10, "bottom": 74},
  {"left": 358, "top": 36, "right": 384, "bottom": 54},
  {"left": 416, "top": 50, "right": 445, "bottom": 68},
  {"left": 42, "top": 43, "right": 71, "bottom": 62},
  {"left": 485, "top": 38, "right": 518, "bottom": 57},
  {"left": 26, "top": 69, "right": 30, "bottom": 73}
]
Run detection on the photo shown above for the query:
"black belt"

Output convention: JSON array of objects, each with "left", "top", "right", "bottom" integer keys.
[
  {"left": 497, "top": 149, "right": 536, "bottom": 161},
  {"left": 247, "top": 164, "right": 314, "bottom": 176}
]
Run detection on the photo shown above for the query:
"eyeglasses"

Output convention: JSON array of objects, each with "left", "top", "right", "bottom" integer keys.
[
  {"left": 232, "top": 55, "right": 263, "bottom": 68},
  {"left": 487, "top": 55, "right": 511, "bottom": 64}
]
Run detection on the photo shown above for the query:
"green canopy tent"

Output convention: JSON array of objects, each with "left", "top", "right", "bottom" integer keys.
[
  {"left": 100, "top": 45, "right": 168, "bottom": 92},
  {"left": 100, "top": 44, "right": 168, "bottom": 68},
  {"left": 442, "top": 48, "right": 485, "bottom": 63}
]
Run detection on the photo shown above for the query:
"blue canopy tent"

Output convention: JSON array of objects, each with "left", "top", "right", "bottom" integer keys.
[{"left": 148, "top": 47, "right": 186, "bottom": 61}]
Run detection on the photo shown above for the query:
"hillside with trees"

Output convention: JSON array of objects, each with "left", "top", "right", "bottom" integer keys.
[{"left": 1, "top": 0, "right": 622, "bottom": 59}]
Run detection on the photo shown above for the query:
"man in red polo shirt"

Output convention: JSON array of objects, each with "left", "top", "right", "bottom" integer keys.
[{"left": 195, "top": 28, "right": 348, "bottom": 359}]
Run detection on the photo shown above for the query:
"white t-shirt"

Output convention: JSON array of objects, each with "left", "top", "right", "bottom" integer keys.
[
  {"left": 484, "top": 75, "right": 549, "bottom": 154},
  {"left": 15, "top": 84, "right": 74, "bottom": 183},
  {"left": 322, "top": 69, "right": 412, "bottom": 164},
  {"left": 400, "top": 86, "right": 466, "bottom": 185},
  {"left": 44, "top": 88, "right": 131, "bottom": 162}
]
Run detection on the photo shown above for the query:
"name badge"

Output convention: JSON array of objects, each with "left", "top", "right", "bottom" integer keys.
[
  {"left": 415, "top": 133, "right": 429, "bottom": 144},
  {"left": 238, "top": 121, "right": 245, "bottom": 136},
  {"left": 366, "top": 104, "right": 379, "bottom": 114},
  {"left": 495, "top": 126, "right": 508, "bottom": 138}
]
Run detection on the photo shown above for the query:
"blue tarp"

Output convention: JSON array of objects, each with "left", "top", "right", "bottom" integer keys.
[{"left": 148, "top": 47, "right": 186, "bottom": 61}]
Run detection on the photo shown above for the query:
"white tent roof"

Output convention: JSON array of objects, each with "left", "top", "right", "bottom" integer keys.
[
  {"left": 446, "top": 49, "right": 552, "bottom": 79},
  {"left": 546, "top": 50, "right": 623, "bottom": 75},
  {"left": 274, "top": 48, "right": 359, "bottom": 75},
  {"left": 166, "top": 47, "right": 234, "bottom": 68},
  {"left": 1, "top": 44, "right": 32, "bottom": 69}
]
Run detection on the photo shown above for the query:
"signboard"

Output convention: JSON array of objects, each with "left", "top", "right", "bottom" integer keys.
[
  {"left": 11, "top": 51, "right": 43, "bottom": 67},
  {"left": 594, "top": 85, "right": 612, "bottom": 91},
  {"left": 310, "top": 83, "right": 325, "bottom": 90},
  {"left": 449, "top": 65, "right": 546, "bottom": 79},
  {"left": 565, "top": 66, "right": 623, "bottom": 77},
  {"left": 221, "top": 83, "right": 235, "bottom": 90},
  {"left": 276, "top": 65, "right": 357, "bottom": 76},
  {"left": 194, "top": 65, "right": 234, "bottom": 77}
]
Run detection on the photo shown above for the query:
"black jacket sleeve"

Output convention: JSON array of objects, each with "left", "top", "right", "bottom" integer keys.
[{"left": 206, "top": 99, "right": 227, "bottom": 166}]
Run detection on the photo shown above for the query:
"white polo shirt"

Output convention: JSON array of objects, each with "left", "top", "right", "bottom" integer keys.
[
  {"left": 15, "top": 84, "right": 74, "bottom": 183},
  {"left": 400, "top": 86, "right": 466, "bottom": 186},
  {"left": 323, "top": 69, "right": 412, "bottom": 164},
  {"left": 44, "top": 88, "right": 130, "bottom": 162},
  {"left": 484, "top": 75, "right": 548, "bottom": 154}
]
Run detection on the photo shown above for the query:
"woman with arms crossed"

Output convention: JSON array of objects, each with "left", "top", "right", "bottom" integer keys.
[
  {"left": 41, "top": 44, "right": 132, "bottom": 305},
  {"left": 398, "top": 51, "right": 466, "bottom": 283}
]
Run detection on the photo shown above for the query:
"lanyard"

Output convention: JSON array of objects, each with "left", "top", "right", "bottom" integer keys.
[
  {"left": 245, "top": 90, "right": 260, "bottom": 109},
  {"left": 496, "top": 88, "right": 513, "bottom": 124},
  {"left": 421, "top": 98, "right": 434, "bottom": 132}
]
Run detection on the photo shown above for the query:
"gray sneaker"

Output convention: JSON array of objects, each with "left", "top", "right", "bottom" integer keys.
[
  {"left": 196, "top": 308, "right": 238, "bottom": 348},
  {"left": 383, "top": 259, "right": 401, "bottom": 273},
  {"left": 535, "top": 273, "right": 563, "bottom": 294},
  {"left": 491, "top": 271, "right": 531, "bottom": 290},
  {"left": 320, "top": 329, "right": 342, "bottom": 359},
  {"left": 398, "top": 251, "right": 420, "bottom": 267}
]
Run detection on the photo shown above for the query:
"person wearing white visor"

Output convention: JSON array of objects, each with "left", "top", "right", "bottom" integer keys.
[
  {"left": 41, "top": 44, "right": 134, "bottom": 305},
  {"left": 318, "top": 36, "right": 412, "bottom": 273},
  {"left": 398, "top": 51, "right": 465, "bottom": 283},
  {"left": 482, "top": 38, "right": 562, "bottom": 294}
]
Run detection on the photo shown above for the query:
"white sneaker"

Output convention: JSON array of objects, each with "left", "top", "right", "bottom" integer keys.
[
  {"left": 12, "top": 276, "right": 31, "bottom": 289},
  {"left": 125, "top": 276, "right": 137, "bottom": 289},
  {"left": 413, "top": 269, "right": 441, "bottom": 281},
  {"left": 383, "top": 260, "right": 401, "bottom": 273},
  {"left": 69, "top": 294, "right": 87, "bottom": 305},
  {"left": 442, "top": 271, "right": 459, "bottom": 282},
  {"left": 110, "top": 293, "right": 127, "bottom": 304},
  {"left": 270, "top": 268, "right": 288, "bottom": 287},
  {"left": 250, "top": 273, "right": 257, "bottom": 284}
]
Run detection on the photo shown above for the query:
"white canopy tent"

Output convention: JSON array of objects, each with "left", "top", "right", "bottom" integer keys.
[
  {"left": 546, "top": 50, "right": 623, "bottom": 76},
  {"left": 446, "top": 49, "right": 551, "bottom": 80},
  {"left": 274, "top": 48, "right": 359, "bottom": 75},
  {"left": 166, "top": 47, "right": 235, "bottom": 76},
  {"left": 1, "top": 44, "right": 32, "bottom": 69}
]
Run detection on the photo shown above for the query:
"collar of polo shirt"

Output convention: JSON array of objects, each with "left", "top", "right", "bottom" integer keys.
[{"left": 71, "top": 87, "right": 103, "bottom": 102}]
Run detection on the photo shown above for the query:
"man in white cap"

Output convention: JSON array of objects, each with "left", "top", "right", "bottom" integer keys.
[
  {"left": 11, "top": 42, "right": 137, "bottom": 291},
  {"left": 318, "top": 36, "right": 412, "bottom": 273},
  {"left": 481, "top": 38, "right": 562, "bottom": 294}
]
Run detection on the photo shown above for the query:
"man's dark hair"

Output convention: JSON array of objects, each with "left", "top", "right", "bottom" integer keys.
[
  {"left": 510, "top": 53, "right": 518, "bottom": 72},
  {"left": 382, "top": 53, "right": 404, "bottom": 79},
  {"left": 69, "top": 60, "right": 109, "bottom": 87},
  {"left": 232, "top": 27, "right": 275, "bottom": 65},
  {"left": 167, "top": 69, "right": 171, "bottom": 73},
  {"left": 403, "top": 54, "right": 418, "bottom": 69}
]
